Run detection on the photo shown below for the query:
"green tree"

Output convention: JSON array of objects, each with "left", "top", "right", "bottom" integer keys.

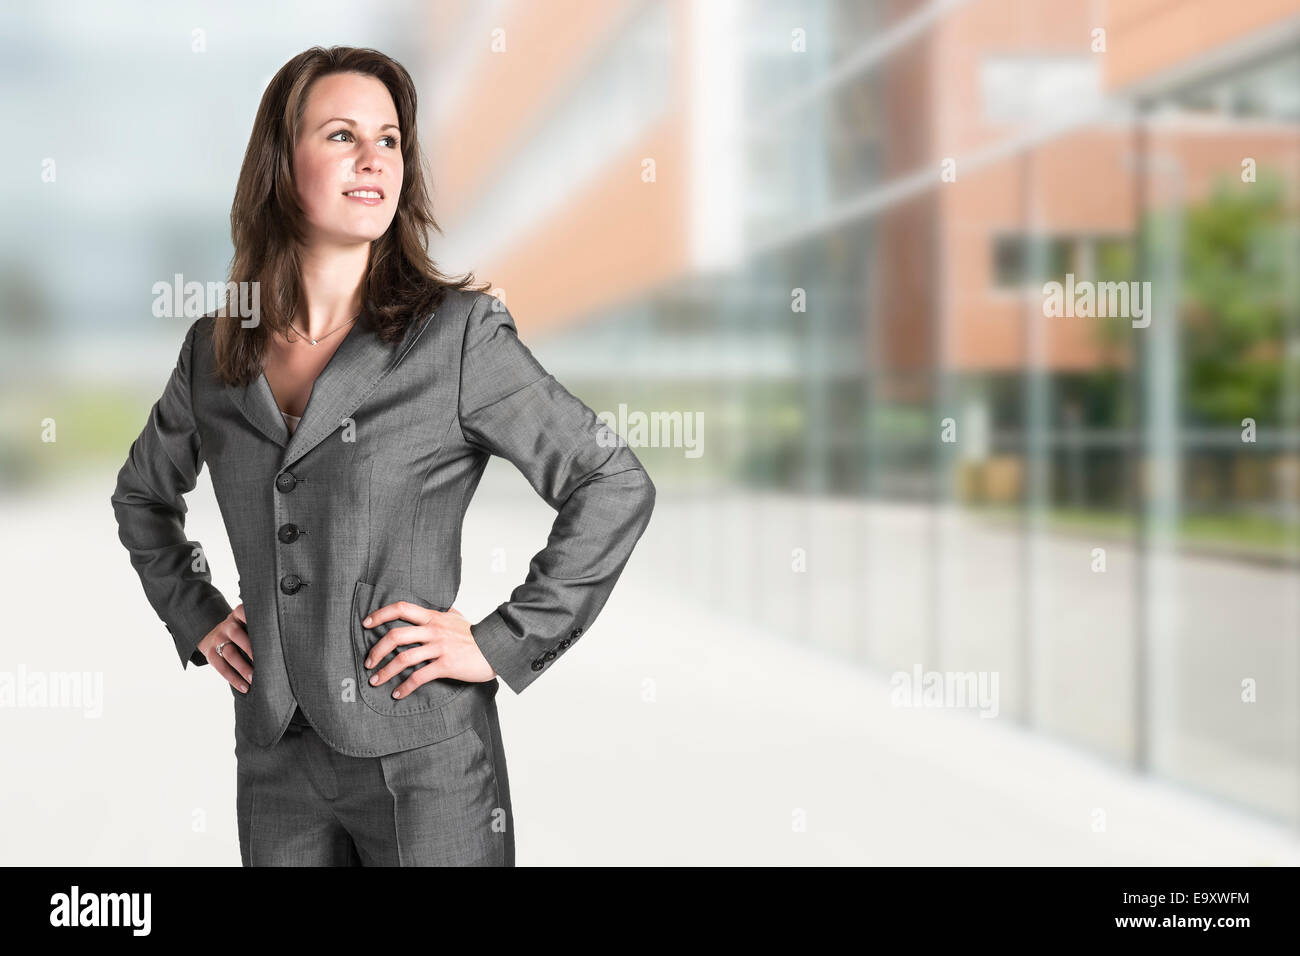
[{"left": 1178, "top": 173, "right": 1289, "bottom": 426}]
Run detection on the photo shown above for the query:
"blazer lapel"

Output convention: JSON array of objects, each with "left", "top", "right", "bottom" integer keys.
[
  {"left": 224, "top": 367, "right": 289, "bottom": 448},
  {"left": 223, "top": 310, "right": 438, "bottom": 470}
]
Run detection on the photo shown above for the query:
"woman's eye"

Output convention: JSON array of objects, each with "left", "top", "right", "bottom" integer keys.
[{"left": 329, "top": 129, "right": 399, "bottom": 148}]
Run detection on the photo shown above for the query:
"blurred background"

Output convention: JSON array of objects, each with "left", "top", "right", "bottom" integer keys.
[{"left": 3, "top": 0, "right": 1300, "bottom": 865}]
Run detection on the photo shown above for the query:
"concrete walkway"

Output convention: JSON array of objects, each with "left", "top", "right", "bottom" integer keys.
[{"left": 1, "top": 465, "right": 1297, "bottom": 865}]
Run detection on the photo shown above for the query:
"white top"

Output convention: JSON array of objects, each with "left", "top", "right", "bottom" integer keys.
[{"left": 282, "top": 411, "right": 302, "bottom": 435}]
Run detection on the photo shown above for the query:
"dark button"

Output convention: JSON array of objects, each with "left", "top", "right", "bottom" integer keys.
[
  {"left": 543, "top": 649, "right": 557, "bottom": 661},
  {"left": 280, "top": 573, "right": 302, "bottom": 594},
  {"left": 530, "top": 658, "right": 545, "bottom": 672},
  {"left": 570, "top": 626, "right": 583, "bottom": 638},
  {"left": 276, "top": 472, "right": 297, "bottom": 493},
  {"left": 277, "top": 523, "right": 301, "bottom": 543},
  {"left": 558, "top": 638, "right": 572, "bottom": 650}
]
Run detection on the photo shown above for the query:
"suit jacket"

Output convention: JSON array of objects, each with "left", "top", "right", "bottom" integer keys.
[{"left": 110, "top": 287, "right": 656, "bottom": 757}]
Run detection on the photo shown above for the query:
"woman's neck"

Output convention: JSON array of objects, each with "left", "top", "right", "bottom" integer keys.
[{"left": 295, "top": 240, "right": 370, "bottom": 341}]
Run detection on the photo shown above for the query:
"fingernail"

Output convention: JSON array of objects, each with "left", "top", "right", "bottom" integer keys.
[
  {"left": 392, "top": 690, "right": 400, "bottom": 698},
  {"left": 369, "top": 675, "right": 378, "bottom": 685},
  {"left": 363, "top": 616, "right": 372, "bottom": 626},
  {"left": 240, "top": 684, "right": 248, "bottom": 692}
]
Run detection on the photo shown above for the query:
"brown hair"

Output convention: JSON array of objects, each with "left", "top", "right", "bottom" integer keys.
[{"left": 214, "top": 45, "right": 489, "bottom": 386}]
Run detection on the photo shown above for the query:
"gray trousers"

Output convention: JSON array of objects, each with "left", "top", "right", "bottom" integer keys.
[{"left": 234, "top": 699, "right": 515, "bottom": 866}]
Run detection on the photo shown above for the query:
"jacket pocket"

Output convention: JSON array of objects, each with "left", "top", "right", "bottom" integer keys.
[{"left": 350, "top": 578, "right": 472, "bottom": 716}]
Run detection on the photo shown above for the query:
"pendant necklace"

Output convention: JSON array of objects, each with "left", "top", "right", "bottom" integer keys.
[{"left": 290, "top": 311, "right": 360, "bottom": 346}]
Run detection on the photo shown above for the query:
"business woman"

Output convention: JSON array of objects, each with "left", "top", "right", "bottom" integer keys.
[{"left": 110, "top": 46, "right": 656, "bottom": 866}]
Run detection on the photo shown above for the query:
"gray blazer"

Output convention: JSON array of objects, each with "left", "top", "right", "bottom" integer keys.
[{"left": 110, "top": 287, "right": 656, "bottom": 757}]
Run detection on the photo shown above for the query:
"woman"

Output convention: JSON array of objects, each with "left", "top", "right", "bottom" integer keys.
[{"left": 110, "top": 46, "right": 656, "bottom": 866}]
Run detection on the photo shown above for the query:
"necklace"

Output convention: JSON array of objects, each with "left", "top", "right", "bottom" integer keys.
[{"left": 289, "top": 311, "right": 360, "bottom": 346}]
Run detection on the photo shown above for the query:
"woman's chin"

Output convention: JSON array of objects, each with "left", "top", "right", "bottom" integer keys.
[{"left": 304, "top": 226, "right": 392, "bottom": 248}]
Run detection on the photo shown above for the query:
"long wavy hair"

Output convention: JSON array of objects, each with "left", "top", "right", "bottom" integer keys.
[{"left": 214, "top": 45, "right": 489, "bottom": 386}]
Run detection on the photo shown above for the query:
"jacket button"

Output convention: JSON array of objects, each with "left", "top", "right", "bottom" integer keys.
[
  {"left": 543, "top": 649, "right": 557, "bottom": 661},
  {"left": 558, "top": 638, "right": 571, "bottom": 649},
  {"left": 280, "top": 573, "right": 302, "bottom": 594},
  {"left": 530, "top": 658, "right": 545, "bottom": 672},
  {"left": 277, "top": 523, "right": 300, "bottom": 543},
  {"left": 570, "top": 626, "right": 583, "bottom": 638},
  {"left": 276, "top": 472, "right": 297, "bottom": 493}
]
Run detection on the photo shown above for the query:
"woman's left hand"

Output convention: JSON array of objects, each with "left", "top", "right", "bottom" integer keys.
[{"left": 361, "top": 602, "right": 496, "bottom": 698}]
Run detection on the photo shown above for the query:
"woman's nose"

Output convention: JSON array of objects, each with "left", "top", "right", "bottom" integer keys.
[{"left": 355, "top": 145, "right": 383, "bottom": 175}]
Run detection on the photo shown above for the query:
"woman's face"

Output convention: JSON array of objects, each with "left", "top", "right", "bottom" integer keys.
[{"left": 292, "top": 71, "right": 403, "bottom": 248}]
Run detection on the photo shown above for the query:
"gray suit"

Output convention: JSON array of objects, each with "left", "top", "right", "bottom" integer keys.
[{"left": 111, "top": 287, "right": 656, "bottom": 764}]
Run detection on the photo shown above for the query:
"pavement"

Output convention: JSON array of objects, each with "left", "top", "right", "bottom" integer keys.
[{"left": 1, "top": 462, "right": 1297, "bottom": 865}]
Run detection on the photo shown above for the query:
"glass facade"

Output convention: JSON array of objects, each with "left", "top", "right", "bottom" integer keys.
[{"left": 543, "top": 21, "right": 1300, "bottom": 826}]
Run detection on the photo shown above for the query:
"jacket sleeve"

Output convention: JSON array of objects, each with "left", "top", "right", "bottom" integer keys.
[
  {"left": 459, "top": 293, "right": 656, "bottom": 694},
  {"left": 110, "top": 318, "right": 233, "bottom": 670}
]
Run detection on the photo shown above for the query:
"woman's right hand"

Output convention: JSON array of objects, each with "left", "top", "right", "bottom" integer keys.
[{"left": 196, "top": 604, "right": 254, "bottom": 693}]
